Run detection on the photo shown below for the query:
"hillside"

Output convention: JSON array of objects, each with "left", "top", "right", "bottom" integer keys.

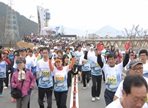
[
  {"left": 95, "top": 25, "right": 123, "bottom": 37},
  {"left": 0, "top": 2, "right": 38, "bottom": 39}
]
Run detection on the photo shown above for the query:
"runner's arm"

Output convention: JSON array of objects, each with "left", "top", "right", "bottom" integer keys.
[
  {"left": 4, "top": 58, "right": 11, "bottom": 64},
  {"left": 49, "top": 59, "right": 54, "bottom": 72},
  {"left": 11, "top": 74, "right": 17, "bottom": 88},
  {"left": 84, "top": 51, "right": 88, "bottom": 59},
  {"left": 97, "top": 54, "right": 104, "bottom": 68},
  {"left": 113, "top": 81, "right": 124, "bottom": 101},
  {"left": 69, "top": 57, "right": 76, "bottom": 69},
  {"left": 113, "top": 96, "right": 119, "bottom": 101},
  {"left": 123, "top": 52, "right": 129, "bottom": 67}
]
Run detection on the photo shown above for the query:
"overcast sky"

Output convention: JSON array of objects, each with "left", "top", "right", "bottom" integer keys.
[{"left": 0, "top": 0, "right": 148, "bottom": 31}]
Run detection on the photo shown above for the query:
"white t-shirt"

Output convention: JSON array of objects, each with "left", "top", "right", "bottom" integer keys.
[
  {"left": 115, "top": 77, "right": 148, "bottom": 98},
  {"left": 25, "top": 56, "right": 36, "bottom": 70},
  {"left": 143, "top": 62, "right": 148, "bottom": 75},
  {"left": 30, "top": 54, "right": 37, "bottom": 66},
  {"left": 36, "top": 59, "right": 53, "bottom": 88},
  {"left": 0, "top": 61, "right": 7, "bottom": 78},
  {"left": 53, "top": 66, "right": 70, "bottom": 92},
  {"left": 106, "top": 99, "right": 148, "bottom": 108},
  {"left": 74, "top": 50, "right": 83, "bottom": 65},
  {"left": 103, "top": 63, "right": 123, "bottom": 92}
]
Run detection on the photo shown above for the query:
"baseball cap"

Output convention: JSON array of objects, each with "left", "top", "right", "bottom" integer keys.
[
  {"left": 3, "top": 50, "right": 9, "bottom": 54},
  {"left": 129, "top": 59, "right": 143, "bottom": 68}
]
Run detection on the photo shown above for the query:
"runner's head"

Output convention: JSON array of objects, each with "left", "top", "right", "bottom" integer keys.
[
  {"left": 94, "top": 47, "right": 98, "bottom": 55},
  {"left": 62, "top": 54, "right": 69, "bottom": 66},
  {"left": 65, "top": 48, "right": 70, "bottom": 54},
  {"left": 57, "top": 50, "right": 63, "bottom": 58},
  {"left": 139, "top": 49, "right": 148, "bottom": 64},
  {"left": 27, "top": 48, "right": 33, "bottom": 57},
  {"left": 40, "top": 47, "right": 49, "bottom": 59},
  {"left": 16, "top": 57, "right": 26, "bottom": 70},
  {"left": 122, "top": 75, "right": 148, "bottom": 108},
  {"left": 19, "top": 47, "right": 27, "bottom": 57},
  {"left": 107, "top": 54, "right": 116, "bottom": 67},
  {"left": 77, "top": 44, "right": 82, "bottom": 51},
  {"left": 129, "top": 59, "right": 143, "bottom": 76},
  {"left": 2, "top": 50, "right": 9, "bottom": 58},
  {"left": 129, "top": 53, "right": 135, "bottom": 60},
  {"left": 54, "top": 57, "right": 63, "bottom": 68}
]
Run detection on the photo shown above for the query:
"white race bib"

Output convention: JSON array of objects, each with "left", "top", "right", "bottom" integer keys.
[
  {"left": 41, "top": 70, "right": 50, "bottom": 82},
  {"left": 106, "top": 75, "right": 117, "bottom": 85}
]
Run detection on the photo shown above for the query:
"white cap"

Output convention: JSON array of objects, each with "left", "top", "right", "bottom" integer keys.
[
  {"left": 10, "top": 48, "right": 14, "bottom": 51},
  {"left": 82, "top": 48, "right": 87, "bottom": 51},
  {"left": 91, "top": 44, "right": 94, "bottom": 47},
  {"left": 54, "top": 46, "right": 58, "bottom": 50},
  {"left": 90, "top": 47, "right": 94, "bottom": 49}
]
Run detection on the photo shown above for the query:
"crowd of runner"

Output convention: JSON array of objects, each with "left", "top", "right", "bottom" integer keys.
[{"left": 0, "top": 36, "right": 148, "bottom": 108}]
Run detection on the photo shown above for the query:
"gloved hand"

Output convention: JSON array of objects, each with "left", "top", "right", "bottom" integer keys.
[{"left": 49, "top": 54, "right": 53, "bottom": 60}]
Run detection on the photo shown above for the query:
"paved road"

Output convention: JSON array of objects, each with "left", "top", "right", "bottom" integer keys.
[
  {"left": 78, "top": 79, "right": 106, "bottom": 108},
  {"left": 0, "top": 79, "right": 106, "bottom": 108}
]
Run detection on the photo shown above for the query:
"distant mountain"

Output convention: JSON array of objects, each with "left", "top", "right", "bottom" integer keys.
[
  {"left": 0, "top": 2, "right": 38, "bottom": 39},
  {"left": 95, "top": 25, "right": 123, "bottom": 37}
]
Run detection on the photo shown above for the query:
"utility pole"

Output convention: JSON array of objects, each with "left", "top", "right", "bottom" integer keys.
[{"left": 4, "top": 0, "right": 20, "bottom": 47}]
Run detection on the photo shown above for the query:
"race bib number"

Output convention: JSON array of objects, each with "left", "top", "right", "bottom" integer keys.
[
  {"left": 83, "top": 65, "right": 89, "bottom": 70},
  {"left": 40, "top": 70, "right": 50, "bottom": 82},
  {"left": 106, "top": 75, "right": 117, "bottom": 85},
  {"left": 42, "top": 71, "right": 50, "bottom": 77},
  {"left": 94, "top": 67, "right": 101, "bottom": 71},
  {"left": 56, "top": 75, "right": 64, "bottom": 82},
  {"left": 95, "top": 63, "right": 99, "bottom": 66}
]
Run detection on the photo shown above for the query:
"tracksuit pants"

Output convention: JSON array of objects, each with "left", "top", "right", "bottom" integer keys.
[
  {"left": 54, "top": 91, "right": 68, "bottom": 108},
  {"left": 91, "top": 75, "right": 102, "bottom": 97},
  {"left": 38, "top": 87, "right": 53, "bottom": 108},
  {"left": 82, "top": 71, "right": 90, "bottom": 87},
  {"left": 104, "top": 89, "right": 115, "bottom": 106}
]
